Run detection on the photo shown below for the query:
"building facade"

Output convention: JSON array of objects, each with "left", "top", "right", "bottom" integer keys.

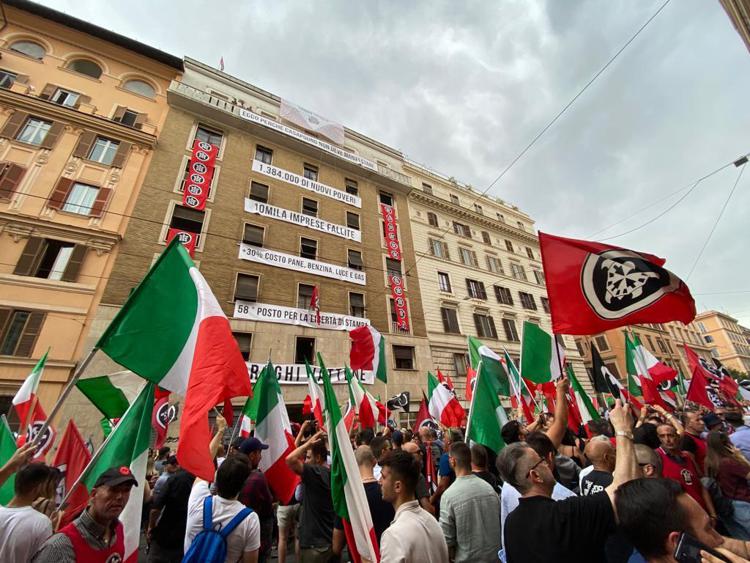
[
  {"left": 719, "top": 0, "right": 750, "bottom": 52},
  {"left": 694, "top": 311, "right": 750, "bottom": 374},
  {"left": 83, "top": 57, "right": 432, "bottom": 427},
  {"left": 405, "top": 161, "right": 588, "bottom": 411},
  {"left": 0, "top": 0, "right": 182, "bottom": 421}
]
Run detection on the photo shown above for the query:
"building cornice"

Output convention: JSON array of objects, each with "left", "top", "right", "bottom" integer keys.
[{"left": 0, "top": 212, "right": 121, "bottom": 253}]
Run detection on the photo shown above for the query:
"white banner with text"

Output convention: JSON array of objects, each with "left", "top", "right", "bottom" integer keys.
[
  {"left": 244, "top": 199, "right": 361, "bottom": 242},
  {"left": 234, "top": 300, "right": 370, "bottom": 331},
  {"left": 247, "top": 362, "right": 374, "bottom": 385}
]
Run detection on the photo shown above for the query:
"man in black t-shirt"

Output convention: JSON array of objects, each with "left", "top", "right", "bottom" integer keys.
[
  {"left": 497, "top": 400, "right": 638, "bottom": 563},
  {"left": 580, "top": 439, "right": 615, "bottom": 496},
  {"left": 147, "top": 467, "right": 194, "bottom": 562}
]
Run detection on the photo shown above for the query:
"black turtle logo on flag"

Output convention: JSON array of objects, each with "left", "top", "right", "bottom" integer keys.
[{"left": 581, "top": 249, "right": 681, "bottom": 320}]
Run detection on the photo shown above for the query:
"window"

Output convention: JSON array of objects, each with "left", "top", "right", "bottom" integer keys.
[
  {"left": 453, "top": 222, "right": 471, "bottom": 238},
  {"left": 526, "top": 247, "right": 535, "bottom": 259},
  {"left": 11, "top": 40, "right": 46, "bottom": 59},
  {"left": 441, "top": 307, "right": 460, "bottom": 334},
  {"left": 255, "top": 145, "right": 273, "bottom": 164},
  {"left": 113, "top": 108, "right": 140, "bottom": 127},
  {"left": 438, "top": 272, "right": 452, "bottom": 293},
  {"left": 0, "top": 308, "right": 45, "bottom": 357},
  {"left": 704, "top": 335, "right": 715, "bottom": 344},
  {"left": 345, "top": 179, "right": 358, "bottom": 196},
  {"left": 502, "top": 318, "right": 519, "bottom": 342},
  {"left": 13, "top": 238, "right": 86, "bottom": 282},
  {"left": 302, "top": 198, "right": 318, "bottom": 217},
  {"left": 303, "top": 164, "right": 318, "bottom": 181},
  {"left": 646, "top": 335, "right": 655, "bottom": 351},
  {"left": 496, "top": 213, "right": 505, "bottom": 223},
  {"left": 62, "top": 183, "right": 99, "bottom": 215},
  {"left": 540, "top": 297, "right": 550, "bottom": 314},
  {"left": 495, "top": 286, "right": 514, "bottom": 306},
  {"left": 234, "top": 273, "right": 259, "bottom": 302},
  {"left": 576, "top": 340, "right": 585, "bottom": 356},
  {"left": 50, "top": 88, "right": 79, "bottom": 108},
  {"left": 427, "top": 212, "right": 438, "bottom": 227},
  {"left": 474, "top": 312, "right": 498, "bottom": 339},
  {"left": 300, "top": 238, "right": 317, "bottom": 260},
  {"left": 66, "top": 59, "right": 102, "bottom": 79},
  {"left": 195, "top": 125, "right": 223, "bottom": 147},
  {"left": 379, "top": 192, "right": 394, "bottom": 206},
  {"left": 295, "top": 337, "right": 315, "bottom": 364},
  {"left": 474, "top": 203, "right": 483, "bottom": 214},
  {"left": 297, "top": 284, "right": 315, "bottom": 309},
  {"left": 430, "top": 239, "right": 449, "bottom": 259},
  {"left": 505, "top": 240, "right": 514, "bottom": 252},
  {"left": 466, "top": 279, "right": 487, "bottom": 300},
  {"left": 519, "top": 292, "right": 537, "bottom": 310},
  {"left": 517, "top": 221, "right": 525, "bottom": 231},
  {"left": 170, "top": 205, "right": 204, "bottom": 234},
  {"left": 393, "top": 346, "right": 415, "bottom": 370},
  {"left": 450, "top": 194, "right": 459, "bottom": 205},
  {"left": 17, "top": 117, "right": 51, "bottom": 145},
  {"left": 459, "top": 247, "right": 478, "bottom": 267},
  {"left": 605, "top": 363, "right": 621, "bottom": 378},
  {"left": 422, "top": 183, "right": 433, "bottom": 194},
  {"left": 88, "top": 137, "right": 119, "bottom": 165},
  {"left": 656, "top": 338, "right": 668, "bottom": 353},
  {"left": 386, "top": 258, "right": 402, "bottom": 277},
  {"left": 594, "top": 335, "right": 610, "bottom": 352},
  {"left": 697, "top": 322, "right": 707, "bottom": 333},
  {"left": 346, "top": 212, "right": 360, "bottom": 230},
  {"left": 347, "top": 250, "right": 363, "bottom": 271},
  {"left": 249, "top": 181, "right": 269, "bottom": 203},
  {"left": 242, "top": 224, "right": 264, "bottom": 247},
  {"left": 453, "top": 354, "right": 468, "bottom": 377},
  {"left": 350, "top": 293, "right": 365, "bottom": 317},
  {"left": 0, "top": 70, "right": 16, "bottom": 89},
  {"left": 123, "top": 79, "right": 155, "bottom": 98},
  {"left": 510, "top": 263, "right": 527, "bottom": 281},
  {"left": 533, "top": 270, "right": 545, "bottom": 285},
  {"left": 486, "top": 256, "right": 503, "bottom": 274},
  {"left": 481, "top": 231, "right": 491, "bottom": 244},
  {"left": 233, "top": 333, "right": 252, "bottom": 361}
]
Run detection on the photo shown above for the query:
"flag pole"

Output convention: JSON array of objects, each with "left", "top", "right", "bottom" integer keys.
[{"left": 31, "top": 347, "right": 99, "bottom": 450}]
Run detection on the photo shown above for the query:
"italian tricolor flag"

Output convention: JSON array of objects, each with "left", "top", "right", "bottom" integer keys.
[
  {"left": 568, "top": 364, "right": 599, "bottom": 425},
  {"left": 12, "top": 349, "right": 47, "bottom": 425},
  {"left": 468, "top": 336, "right": 510, "bottom": 395},
  {"left": 79, "top": 382, "right": 154, "bottom": 563},
  {"left": 466, "top": 361, "right": 507, "bottom": 454},
  {"left": 427, "top": 371, "right": 465, "bottom": 427},
  {"left": 349, "top": 325, "right": 387, "bottom": 383},
  {"left": 96, "top": 239, "right": 251, "bottom": 481},
  {"left": 303, "top": 361, "right": 325, "bottom": 427},
  {"left": 346, "top": 367, "right": 385, "bottom": 429},
  {"left": 625, "top": 333, "right": 670, "bottom": 410},
  {"left": 520, "top": 321, "right": 565, "bottom": 383},
  {"left": 239, "top": 394, "right": 254, "bottom": 439},
  {"left": 319, "top": 354, "right": 378, "bottom": 563},
  {"left": 253, "top": 362, "right": 300, "bottom": 504},
  {"left": 504, "top": 351, "right": 536, "bottom": 424}
]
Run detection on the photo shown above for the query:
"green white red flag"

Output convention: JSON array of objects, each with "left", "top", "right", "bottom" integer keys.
[
  {"left": 568, "top": 364, "right": 600, "bottom": 426},
  {"left": 349, "top": 325, "right": 387, "bottom": 383},
  {"left": 12, "top": 349, "right": 47, "bottom": 424},
  {"left": 520, "top": 322, "right": 565, "bottom": 383},
  {"left": 0, "top": 416, "right": 16, "bottom": 505},
  {"left": 319, "top": 354, "right": 378, "bottom": 562},
  {"left": 468, "top": 336, "right": 510, "bottom": 395},
  {"left": 253, "top": 361, "right": 300, "bottom": 504},
  {"left": 625, "top": 333, "right": 670, "bottom": 410},
  {"left": 427, "top": 371, "right": 465, "bottom": 427},
  {"left": 346, "top": 367, "right": 385, "bottom": 429},
  {"left": 303, "top": 362, "right": 325, "bottom": 427},
  {"left": 96, "top": 239, "right": 251, "bottom": 481},
  {"left": 503, "top": 351, "right": 536, "bottom": 424}
]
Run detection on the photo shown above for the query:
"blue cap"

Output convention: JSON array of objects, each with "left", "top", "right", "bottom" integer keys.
[{"left": 239, "top": 437, "right": 269, "bottom": 454}]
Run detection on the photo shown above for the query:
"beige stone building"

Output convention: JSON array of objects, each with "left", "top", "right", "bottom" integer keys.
[
  {"left": 405, "top": 161, "right": 588, "bottom": 416},
  {"left": 719, "top": 0, "right": 750, "bottom": 52},
  {"left": 694, "top": 311, "right": 750, "bottom": 374},
  {"left": 0, "top": 0, "right": 182, "bottom": 427}
]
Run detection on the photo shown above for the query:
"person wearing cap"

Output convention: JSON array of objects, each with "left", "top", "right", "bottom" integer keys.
[
  {"left": 238, "top": 437, "right": 273, "bottom": 563},
  {"left": 704, "top": 412, "right": 725, "bottom": 433},
  {"left": 147, "top": 456, "right": 193, "bottom": 563},
  {"left": 727, "top": 411, "right": 750, "bottom": 463},
  {"left": 152, "top": 454, "right": 179, "bottom": 500},
  {"left": 32, "top": 465, "right": 139, "bottom": 563}
]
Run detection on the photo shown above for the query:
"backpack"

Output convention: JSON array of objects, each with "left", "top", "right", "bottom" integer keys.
[{"left": 182, "top": 496, "right": 253, "bottom": 563}]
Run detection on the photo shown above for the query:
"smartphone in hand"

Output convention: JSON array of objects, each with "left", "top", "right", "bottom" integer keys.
[{"left": 674, "top": 532, "right": 729, "bottom": 563}]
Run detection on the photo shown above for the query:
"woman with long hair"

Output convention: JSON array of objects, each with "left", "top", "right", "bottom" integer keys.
[{"left": 705, "top": 431, "right": 750, "bottom": 539}]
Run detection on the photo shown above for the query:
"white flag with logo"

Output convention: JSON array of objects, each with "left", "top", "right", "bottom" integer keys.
[{"left": 280, "top": 99, "right": 345, "bottom": 145}]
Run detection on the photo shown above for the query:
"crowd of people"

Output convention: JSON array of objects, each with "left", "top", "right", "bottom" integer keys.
[{"left": 3, "top": 376, "right": 750, "bottom": 562}]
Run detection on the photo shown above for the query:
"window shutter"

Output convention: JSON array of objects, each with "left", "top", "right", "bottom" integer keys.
[
  {"left": 72, "top": 132, "right": 96, "bottom": 159},
  {"left": 133, "top": 113, "right": 147, "bottom": 129},
  {"left": 0, "top": 111, "right": 28, "bottom": 139},
  {"left": 0, "top": 308, "right": 10, "bottom": 337},
  {"left": 40, "top": 121, "right": 64, "bottom": 149},
  {"left": 47, "top": 177, "right": 74, "bottom": 210},
  {"left": 61, "top": 245, "right": 87, "bottom": 282},
  {"left": 473, "top": 314, "right": 482, "bottom": 336},
  {"left": 15, "top": 312, "right": 45, "bottom": 357},
  {"left": 489, "top": 317, "right": 498, "bottom": 338},
  {"left": 442, "top": 242, "right": 449, "bottom": 259},
  {"left": 13, "top": 237, "right": 46, "bottom": 276},
  {"left": 0, "top": 163, "right": 26, "bottom": 200},
  {"left": 441, "top": 308, "right": 449, "bottom": 331},
  {"left": 39, "top": 84, "right": 56, "bottom": 100},
  {"left": 112, "top": 106, "right": 126, "bottom": 121},
  {"left": 89, "top": 187, "right": 112, "bottom": 217},
  {"left": 110, "top": 142, "right": 131, "bottom": 169}
]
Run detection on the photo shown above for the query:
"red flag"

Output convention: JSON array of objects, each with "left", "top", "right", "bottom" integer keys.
[
  {"left": 311, "top": 286, "right": 321, "bottom": 325},
  {"left": 566, "top": 388, "right": 583, "bottom": 433},
  {"left": 53, "top": 420, "right": 91, "bottom": 525},
  {"left": 437, "top": 370, "right": 455, "bottom": 393},
  {"left": 684, "top": 345, "right": 722, "bottom": 409},
  {"left": 538, "top": 232, "right": 696, "bottom": 335},
  {"left": 222, "top": 397, "right": 234, "bottom": 426},
  {"left": 465, "top": 364, "right": 477, "bottom": 401},
  {"left": 17, "top": 402, "right": 55, "bottom": 461},
  {"left": 412, "top": 393, "right": 433, "bottom": 434}
]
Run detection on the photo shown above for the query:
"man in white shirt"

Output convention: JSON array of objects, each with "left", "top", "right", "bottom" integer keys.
[
  {"left": 379, "top": 450, "right": 448, "bottom": 563},
  {"left": 0, "top": 461, "right": 60, "bottom": 562},
  {"left": 184, "top": 416, "right": 260, "bottom": 563}
]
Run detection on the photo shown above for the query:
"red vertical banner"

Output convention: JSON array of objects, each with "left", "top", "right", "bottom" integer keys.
[
  {"left": 389, "top": 274, "right": 410, "bottom": 331},
  {"left": 167, "top": 227, "right": 198, "bottom": 257},
  {"left": 380, "top": 203, "right": 402, "bottom": 261},
  {"left": 182, "top": 140, "right": 218, "bottom": 211}
]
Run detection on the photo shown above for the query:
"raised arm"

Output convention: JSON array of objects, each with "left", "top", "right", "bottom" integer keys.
[
  {"left": 0, "top": 442, "right": 35, "bottom": 489},
  {"left": 209, "top": 415, "right": 228, "bottom": 459},
  {"left": 286, "top": 429, "right": 324, "bottom": 475},
  {"left": 606, "top": 400, "right": 639, "bottom": 508},
  {"left": 545, "top": 377, "right": 570, "bottom": 448},
  {"left": 653, "top": 405, "right": 684, "bottom": 435}
]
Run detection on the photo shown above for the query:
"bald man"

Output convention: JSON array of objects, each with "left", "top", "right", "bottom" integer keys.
[
  {"left": 634, "top": 444, "right": 662, "bottom": 478},
  {"left": 402, "top": 441, "right": 436, "bottom": 516},
  {"left": 580, "top": 439, "right": 616, "bottom": 496}
]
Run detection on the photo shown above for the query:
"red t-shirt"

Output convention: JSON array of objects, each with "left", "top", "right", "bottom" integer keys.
[
  {"left": 681, "top": 433, "right": 707, "bottom": 474},
  {"left": 717, "top": 458, "right": 750, "bottom": 503},
  {"left": 658, "top": 448, "right": 707, "bottom": 511}
]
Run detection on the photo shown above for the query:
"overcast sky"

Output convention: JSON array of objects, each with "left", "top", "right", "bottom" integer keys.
[{"left": 41, "top": 0, "right": 750, "bottom": 326}]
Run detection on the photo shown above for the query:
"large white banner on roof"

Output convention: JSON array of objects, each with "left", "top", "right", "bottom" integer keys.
[{"left": 279, "top": 99, "right": 346, "bottom": 145}]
